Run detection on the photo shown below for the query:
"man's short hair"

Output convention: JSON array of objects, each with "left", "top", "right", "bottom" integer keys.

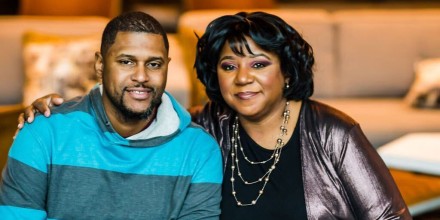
[{"left": 100, "top": 11, "right": 169, "bottom": 56}]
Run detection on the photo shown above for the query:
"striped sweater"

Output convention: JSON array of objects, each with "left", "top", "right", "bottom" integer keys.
[{"left": 0, "top": 87, "right": 223, "bottom": 219}]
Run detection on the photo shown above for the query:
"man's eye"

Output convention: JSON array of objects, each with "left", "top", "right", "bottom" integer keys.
[
  {"left": 147, "top": 62, "right": 162, "bottom": 69},
  {"left": 119, "top": 60, "right": 134, "bottom": 65}
]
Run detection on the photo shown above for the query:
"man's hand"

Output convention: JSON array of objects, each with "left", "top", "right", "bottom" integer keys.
[{"left": 17, "top": 93, "right": 64, "bottom": 129}]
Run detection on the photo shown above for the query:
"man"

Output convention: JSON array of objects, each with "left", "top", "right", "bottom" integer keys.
[{"left": 0, "top": 12, "right": 222, "bottom": 219}]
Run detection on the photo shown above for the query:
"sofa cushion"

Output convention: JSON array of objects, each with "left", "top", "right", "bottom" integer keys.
[
  {"left": 0, "top": 16, "right": 109, "bottom": 105},
  {"left": 333, "top": 9, "right": 440, "bottom": 97},
  {"left": 165, "top": 34, "right": 191, "bottom": 108},
  {"left": 319, "top": 98, "right": 440, "bottom": 148},
  {"left": 22, "top": 31, "right": 101, "bottom": 106},
  {"left": 405, "top": 58, "right": 440, "bottom": 108}
]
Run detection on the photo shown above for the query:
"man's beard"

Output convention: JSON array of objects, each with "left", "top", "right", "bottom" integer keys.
[{"left": 106, "top": 86, "right": 162, "bottom": 122}]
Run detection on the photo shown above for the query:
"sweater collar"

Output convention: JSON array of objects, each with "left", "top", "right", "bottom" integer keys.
[{"left": 91, "top": 85, "right": 182, "bottom": 141}]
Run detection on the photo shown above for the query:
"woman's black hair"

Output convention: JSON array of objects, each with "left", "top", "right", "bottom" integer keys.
[{"left": 194, "top": 11, "right": 314, "bottom": 106}]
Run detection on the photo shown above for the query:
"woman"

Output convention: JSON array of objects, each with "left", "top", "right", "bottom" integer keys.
[{"left": 18, "top": 11, "right": 410, "bottom": 219}]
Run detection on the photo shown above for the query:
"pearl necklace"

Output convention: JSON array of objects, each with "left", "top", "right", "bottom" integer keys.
[{"left": 230, "top": 101, "right": 290, "bottom": 206}]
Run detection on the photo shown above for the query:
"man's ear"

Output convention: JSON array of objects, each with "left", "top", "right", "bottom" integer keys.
[{"left": 95, "top": 52, "right": 104, "bottom": 80}]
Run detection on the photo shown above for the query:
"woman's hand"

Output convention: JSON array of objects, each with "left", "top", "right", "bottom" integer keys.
[{"left": 17, "top": 93, "right": 64, "bottom": 129}]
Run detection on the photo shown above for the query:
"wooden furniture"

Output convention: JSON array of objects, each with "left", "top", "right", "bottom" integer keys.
[
  {"left": 19, "top": 0, "right": 122, "bottom": 18},
  {"left": 378, "top": 133, "right": 440, "bottom": 216},
  {"left": 0, "top": 104, "right": 23, "bottom": 175},
  {"left": 182, "top": 0, "right": 275, "bottom": 11},
  {"left": 391, "top": 169, "right": 440, "bottom": 218}
]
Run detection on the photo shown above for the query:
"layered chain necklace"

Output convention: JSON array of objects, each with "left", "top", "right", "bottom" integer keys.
[{"left": 230, "top": 101, "right": 290, "bottom": 206}]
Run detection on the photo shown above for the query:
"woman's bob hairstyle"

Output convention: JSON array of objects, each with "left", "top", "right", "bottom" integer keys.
[{"left": 195, "top": 11, "right": 315, "bottom": 106}]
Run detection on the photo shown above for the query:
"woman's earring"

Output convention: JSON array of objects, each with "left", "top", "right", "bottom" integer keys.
[{"left": 285, "top": 82, "right": 290, "bottom": 89}]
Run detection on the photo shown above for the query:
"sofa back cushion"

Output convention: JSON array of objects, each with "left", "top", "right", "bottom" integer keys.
[
  {"left": 404, "top": 58, "right": 440, "bottom": 108},
  {"left": 21, "top": 31, "right": 101, "bottom": 106},
  {"left": 333, "top": 9, "right": 440, "bottom": 97},
  {"left": 0, "top": 16, "right": 108, "bottom": 105}
]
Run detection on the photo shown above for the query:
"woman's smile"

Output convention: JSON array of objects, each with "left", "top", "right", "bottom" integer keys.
[{"left": 235, "top": 91, "right": 258, "bottom": 100}]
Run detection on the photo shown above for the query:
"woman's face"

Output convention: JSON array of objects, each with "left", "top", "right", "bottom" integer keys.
[{"left": 217, "top": 37, "right": 288, "bottom": 121}]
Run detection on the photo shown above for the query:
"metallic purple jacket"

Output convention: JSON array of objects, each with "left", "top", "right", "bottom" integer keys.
[{"left": 192, "top": 99, "right": 411, "bottom": 219}]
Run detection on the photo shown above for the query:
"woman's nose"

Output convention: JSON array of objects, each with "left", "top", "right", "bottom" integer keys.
[{"left": 234, "top": 66, "right": 253, "bottom": 85}]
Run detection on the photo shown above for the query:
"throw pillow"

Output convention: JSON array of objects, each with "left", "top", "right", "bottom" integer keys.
[
  {"left": 404, "top": 58, "right": 440, "bottom": 108},
  {"left": 22, "top": 31, "right": 101, "bottom": 106}
]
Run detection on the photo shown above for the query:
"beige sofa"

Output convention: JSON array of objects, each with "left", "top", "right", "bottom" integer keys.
[{"left": 177, "top": 8, "right": 440, "bottom": 149}]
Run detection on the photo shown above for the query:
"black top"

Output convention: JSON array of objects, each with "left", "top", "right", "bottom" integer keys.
[{"left": 220, "top": 119, "right": 307, "bottom": 220}]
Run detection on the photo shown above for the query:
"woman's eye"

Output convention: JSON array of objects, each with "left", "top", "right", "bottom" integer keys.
[
  {"left": 220, "top": 63, "right": 236, "bottom": 71},
  {"left": 252, "top": 62, "right": 268, "bottom": 69}
]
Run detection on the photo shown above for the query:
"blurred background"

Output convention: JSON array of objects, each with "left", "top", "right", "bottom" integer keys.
[{"left": 2, "top": 0, "right": 440, "bottom": 33}]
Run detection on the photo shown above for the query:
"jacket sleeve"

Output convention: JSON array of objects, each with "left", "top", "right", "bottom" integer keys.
[
  {"left": 336, "top": 124, "right": 412, "bottom": 219},
  {"left": 0, "top": 126, "right": 49, "bottom": 219}
]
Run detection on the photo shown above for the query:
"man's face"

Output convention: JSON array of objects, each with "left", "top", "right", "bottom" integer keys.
[{"left": 97, "top": 32, "right": 169, "bottom": 121}]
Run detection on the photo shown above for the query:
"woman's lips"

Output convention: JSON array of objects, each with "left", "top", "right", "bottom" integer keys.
[{"left": 236, "top": 91, "right": 257, "bottom": 100}]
